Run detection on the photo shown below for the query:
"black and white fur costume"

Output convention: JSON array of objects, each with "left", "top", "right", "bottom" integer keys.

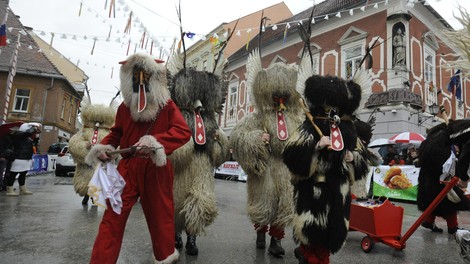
[{"left": 282, "top": 64, "right": 370, "bottom": 261}]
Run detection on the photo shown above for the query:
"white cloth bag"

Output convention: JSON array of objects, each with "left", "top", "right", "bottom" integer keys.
[{"left": 87, "top": 162, "right": 126, "bottom": 214}]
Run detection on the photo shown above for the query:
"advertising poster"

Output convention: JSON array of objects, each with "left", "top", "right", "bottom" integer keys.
[{"left": 372, "top": 165, "right": 419, "bottom": 201}]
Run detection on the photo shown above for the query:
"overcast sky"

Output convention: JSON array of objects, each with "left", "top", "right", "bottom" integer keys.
[{"left": 6, "top": 0, "right": 470, "bottom": 105}]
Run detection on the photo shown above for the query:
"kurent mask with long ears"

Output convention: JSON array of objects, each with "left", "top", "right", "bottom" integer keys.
[{"left": 119, "top": 53, "right": 170, "bottom": 122}]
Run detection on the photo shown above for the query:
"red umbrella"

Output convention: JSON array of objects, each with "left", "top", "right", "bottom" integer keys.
[
  {"left": 389, "top": 132, "right": 426, "bottom": 144},
  {"left": 0, "top": 121, "right": 24, "bottom": 138}
]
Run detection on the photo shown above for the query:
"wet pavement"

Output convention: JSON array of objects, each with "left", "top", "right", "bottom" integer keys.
[{"left": 0, "top": 172, "right": 469, "bottom": 264}]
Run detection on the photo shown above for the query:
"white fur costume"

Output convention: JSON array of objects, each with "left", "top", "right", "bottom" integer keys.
[
  {"left": 69, "top": 95, "right": 116, "bottom": 196},
  {"left": 229, "top": 49, "right": 303, "bottom": 238}
]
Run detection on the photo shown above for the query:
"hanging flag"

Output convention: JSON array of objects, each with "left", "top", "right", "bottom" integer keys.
[
  {"left": 447, "top": 69, "right": 461, "bottom": 100},
  {"left": 91, "top": 38, "right": 97, "bottom": 55},
  {"left": 245, "top": 28, "right": 252, "bottom": 50},
  {"left": 108, "top": 0, "right": 116, "bottom": 18},
  {"left": 0, "top": 10, "right": 7, "bottom": 47},
  {"left": 283, "top": 23, "right": 290, "bottom": 44},
  {"left": 124, "top": 12, "right": 132, "bottom": 34},
  {"left": 78, "top": 2, "right": 83, "bottom": 17},
  {"left": 185, "top": 32, "right": 195, "bottom": 39}
]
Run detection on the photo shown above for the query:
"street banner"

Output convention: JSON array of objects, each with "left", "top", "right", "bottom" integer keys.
[{"left": 27, "top": 154, "right": 48, "bottom": 174}]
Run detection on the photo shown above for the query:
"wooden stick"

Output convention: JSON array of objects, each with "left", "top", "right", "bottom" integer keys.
[
  {"left": 299, "top": 98, "right": 324, "bottom": 137},
  {"left": 106, "top": 147, "right": 137, "bottom": 155}
]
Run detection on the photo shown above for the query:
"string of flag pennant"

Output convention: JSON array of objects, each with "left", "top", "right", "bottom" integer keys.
[
  {"left": 0, "top": 0, "right": 443, "bottom": 80},
  {"left": 1, "top": 0, "right": 434, "bottom": 55}
]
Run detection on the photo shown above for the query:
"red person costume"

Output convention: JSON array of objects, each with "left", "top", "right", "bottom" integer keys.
[{"left": 86, "top": 53, "right": 191, "bottom": 264}]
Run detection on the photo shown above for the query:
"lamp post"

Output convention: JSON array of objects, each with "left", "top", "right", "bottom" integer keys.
[
  {"left": 428, "top": 103, "right": 439, "bottom": 116},
  {"left": 417, "top": 103, "right": 439, "bottom": 126}
]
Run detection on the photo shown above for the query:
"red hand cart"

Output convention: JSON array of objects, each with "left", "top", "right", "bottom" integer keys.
[{"left": 349, "top": 176, "right": 460, "bottom": 253}]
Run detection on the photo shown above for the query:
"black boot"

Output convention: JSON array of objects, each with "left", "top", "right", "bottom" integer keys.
[
  {"left": 421, "top": 221, "right": 443, "bottom": 233},
  {"left": 256, "top": 232, "right": 266, "bottom": 249},
  {"left": 186, "top": 234, "right": 198, "bottom": 256},
  {"left": 175, "top": 232, "right": 183, "bottom": 249},
  {"left": 268, "top": 236, "right": 285, "bottom": 258},
  {"left": 82, "top": 195, "right": 90, "bottom": 205},
  {"left": 294, "top": 247, "right": 308, "bottom": 264}
]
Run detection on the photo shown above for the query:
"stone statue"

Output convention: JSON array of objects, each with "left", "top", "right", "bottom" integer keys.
[{"left": 393, "top": 28, "right": 406, "bottom": 68}]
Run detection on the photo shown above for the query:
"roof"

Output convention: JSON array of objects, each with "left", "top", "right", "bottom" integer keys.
[
  {"left": 29, "top": 29, "right": 88, "bottom": 89},
  {"left": 228, "top": 0, "right": 452, "bottom": 62},
  {"left": 0, "top": 1, "right": 64, "bottom": 79}
]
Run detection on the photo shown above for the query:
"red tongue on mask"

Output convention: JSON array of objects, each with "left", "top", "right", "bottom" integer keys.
[
  {"left": 138, "top": 71, "right": 147, "bottom": 113},
  {"left": 330, "top": 123, "right": 344, "bottom": 151},
  {"left": 91, "top": 129, "right": 99, "bottom": 145},
  {"left": 194, "top": 110, "right": 206, "bottom": 145},
  {"left": 276, "top": 111, "right": 288, "bottom": 140}
]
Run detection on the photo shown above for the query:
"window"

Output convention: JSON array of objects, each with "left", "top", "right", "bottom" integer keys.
[
  {"left": 13, "top": 88, "right": 30, "bottom": 112},
  {"left": 228, "top": 83, "right": 238, "bottom": 119},
  {"left": 424, "top": 45, "right": 437, "bottom": 105},
  {"left": 68, "top": 99, "right": 74, "bottom": 124},
  {"left": 424, "top": 52, "right": 434, "bottom": 84},
  {"left": 60, "top": 98, "right": 66, "bottom": 119},
  {"left": 343, "top": 45, "right": 363, "bottom": 79}
]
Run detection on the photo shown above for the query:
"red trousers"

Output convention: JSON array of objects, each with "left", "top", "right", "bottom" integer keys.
[
  {"left": 90, "top": 158, "right": 175, "bottom": 264},
  {"left": 423, "top": 212, "right": 458, "bottom": 229},
  {"left": 299, "top": 244, "right": 330, "bottom": 264}
]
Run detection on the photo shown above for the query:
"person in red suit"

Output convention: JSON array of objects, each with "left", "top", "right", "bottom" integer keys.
[{"left": 86, "top": 53, "right": 191, "bottom": 264}]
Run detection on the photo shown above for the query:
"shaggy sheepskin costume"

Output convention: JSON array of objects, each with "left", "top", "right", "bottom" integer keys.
[
  {"left": 86, "top": 53, "right": 191, "bottom": 264},
  {"left": 167, "top": 52, "right": 230, "bottom": 255},
  {"left": 282, "top": 69, "right": 370, "bottom": 263},
  {"left": 68, "top": 94, "right": 116, "bottom": 204},
  {"left": 417, "top": 118, "right": 470, "bottom": 234},
  {"left": 229, "top": 49, "right": 303, "bottom": 257}
]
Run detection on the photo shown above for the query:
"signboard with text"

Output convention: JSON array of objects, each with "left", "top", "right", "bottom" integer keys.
[{"left": 215, "top": 161, "right": 247, "bottom": 181}]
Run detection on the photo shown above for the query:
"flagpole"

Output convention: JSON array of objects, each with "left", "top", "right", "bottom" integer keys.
[
  {"left": 2, "top": 32, "right": 20, "bottom": 125},
  {"left": 0, "top": 0, "right": 9, "bottom": 124}
]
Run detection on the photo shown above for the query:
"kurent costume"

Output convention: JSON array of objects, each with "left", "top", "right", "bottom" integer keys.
[
  {"left": 86, "top": 53, "right": 191, "bottom": 264},
  {"left": 433, "top": 8, "right": 470, "bottom": 262},
  {"left": 167, "top": 52, "right": 230, "bottom": 255},
  {"left": 282, "top": 70, "right": 370, "bottom": 264},
  {"left": 229, "top": 49, "right": 303, "bottom": 257},
  {"left": 68, "top": 94, "right": 116, "bottom": 205},
  {"left": 417, "top": 117, "right": 470, "bottom": 234}
]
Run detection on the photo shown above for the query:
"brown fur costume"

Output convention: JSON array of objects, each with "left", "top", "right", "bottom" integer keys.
[
  {"left": 229, "top": 49, "right": 303, "bottom": 254},
  {"left": 68, "top": 95, "right": 116, "bottom": 197},
  {"left": 167, "top": 51, "right": 230, "bottom": 255}
]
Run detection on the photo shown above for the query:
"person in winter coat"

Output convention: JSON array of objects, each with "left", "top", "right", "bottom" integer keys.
[
  {"left": 0, "top": 131, "right": 15, "bottom": 191},
  {"left": 5, "top": 122, "right": 42, "bottom": 196}
]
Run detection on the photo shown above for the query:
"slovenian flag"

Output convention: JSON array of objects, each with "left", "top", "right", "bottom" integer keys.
[{"left": 0, "top": 11, "right": 7, "bottom": 47}]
